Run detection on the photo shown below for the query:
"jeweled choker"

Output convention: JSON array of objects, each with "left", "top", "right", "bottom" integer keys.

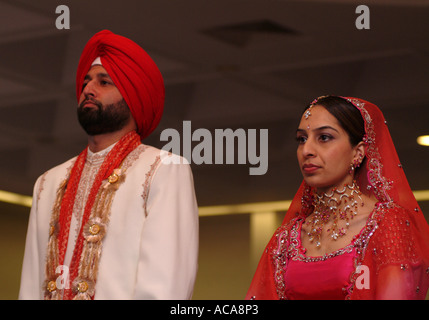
[{"left": 305, "top": 181, "right": 364, "bottom": 248}]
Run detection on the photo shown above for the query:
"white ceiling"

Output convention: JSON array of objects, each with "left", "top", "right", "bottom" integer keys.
[{"left": 0, "top": 0, "right": 428, "bottom": 207}]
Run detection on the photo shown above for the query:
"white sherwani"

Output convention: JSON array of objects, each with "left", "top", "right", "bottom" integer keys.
[{"left": 19, "top": 144, "right": 199, "bottom": 300}]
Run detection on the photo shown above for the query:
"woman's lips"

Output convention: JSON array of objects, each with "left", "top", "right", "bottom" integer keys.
[{"left": 302, "top": 164, "right": 321, "bottom": 173}]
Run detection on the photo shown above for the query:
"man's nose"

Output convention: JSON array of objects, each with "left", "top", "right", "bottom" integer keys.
[{"left": 82, "top": 80, "right": 96, "bottom": 97}]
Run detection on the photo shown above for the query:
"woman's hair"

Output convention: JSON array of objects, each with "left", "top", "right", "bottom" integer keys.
[{"left": 303, "top": 95, "right": 365, "bottom": 146}]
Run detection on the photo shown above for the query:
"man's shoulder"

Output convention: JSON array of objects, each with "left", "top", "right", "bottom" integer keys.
[
  {"left": 137, "top": 144, "right": 188, "bottom": 166},
  {"left": 129, "top": 145, "right": 191, "bottom": 181},
  {"left": 39, "top": 156, "right": 77, "bottom": 181}
]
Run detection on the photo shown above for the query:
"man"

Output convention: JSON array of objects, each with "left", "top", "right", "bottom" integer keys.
[{"left": 19, "top": 30, "right": 199, "bottom": 300}]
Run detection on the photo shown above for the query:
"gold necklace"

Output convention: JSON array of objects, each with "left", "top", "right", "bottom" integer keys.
[{"left": 305, "top": 181, "right": 364, "bottom": 248}]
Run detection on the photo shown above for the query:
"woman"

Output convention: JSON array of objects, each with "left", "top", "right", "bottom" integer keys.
[{"left": 246, "top": 96, "right": 429, "bottom": 300}]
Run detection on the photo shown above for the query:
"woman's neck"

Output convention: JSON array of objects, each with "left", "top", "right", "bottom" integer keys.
[
  {"left": 314, "top": 181, "right": 364, "bottom": 211},
  {"left": 307, "top": 180, "right": 365, "bottom": 247}
]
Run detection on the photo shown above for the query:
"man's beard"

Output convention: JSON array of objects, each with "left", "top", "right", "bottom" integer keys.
[{"left": 77, "top": 98, "right": 132, "bottom": 136}]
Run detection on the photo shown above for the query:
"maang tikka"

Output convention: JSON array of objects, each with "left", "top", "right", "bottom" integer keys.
[{"left": 305, "top": 95, "right": 330, "bottom": 120}]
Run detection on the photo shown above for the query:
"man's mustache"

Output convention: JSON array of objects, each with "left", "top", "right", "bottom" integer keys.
[{"left": 79, "top": 98, "right": 103, "bottom": 110}]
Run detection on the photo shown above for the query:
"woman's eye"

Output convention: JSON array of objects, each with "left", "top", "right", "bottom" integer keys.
[
  {"left": 319, "top": 134, "right": 332, "bottom": 142},
  {"left": 296, "top": 136, "right": 307, "bottom": 144}
]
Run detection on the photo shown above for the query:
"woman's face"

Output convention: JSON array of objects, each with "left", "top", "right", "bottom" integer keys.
[{"left": 296, "top": 105, "right": 361, "bottom": 193}]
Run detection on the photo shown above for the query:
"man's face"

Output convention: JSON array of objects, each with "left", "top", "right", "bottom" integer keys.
[{"left": 77, "top": 65, "right": 132, "bottom": 135}]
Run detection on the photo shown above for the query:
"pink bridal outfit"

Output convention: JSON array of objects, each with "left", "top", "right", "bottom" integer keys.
[{"left": 246, "top": 97, "right": 429, "bottom": 300}]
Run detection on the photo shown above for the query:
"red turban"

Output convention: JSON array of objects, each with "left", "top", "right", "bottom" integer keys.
[{"left": 76, "top": 30, "right": 165, "bottom": 139}]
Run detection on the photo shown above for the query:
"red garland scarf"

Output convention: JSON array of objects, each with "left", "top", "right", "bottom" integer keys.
[{"left": 56, "top": 130, "right": 141, "bottom": 299}]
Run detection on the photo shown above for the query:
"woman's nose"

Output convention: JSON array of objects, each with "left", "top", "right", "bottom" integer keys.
[{"left": 302, "top": 139, "right": 316, "bottom": 158}]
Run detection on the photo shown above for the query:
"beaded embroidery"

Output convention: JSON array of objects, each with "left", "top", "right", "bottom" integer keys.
[
  {"left": 271, "top": 202, "right": 386, "bottom": 299},
  {"left": 141, "top": 155, "right": 161, "bottom": 217},
  {"left": 44, "top": 133, "right": 145, "bottom": 300},
  {"left": 347, "top": 98, "right": 393, "bottom": 205}
]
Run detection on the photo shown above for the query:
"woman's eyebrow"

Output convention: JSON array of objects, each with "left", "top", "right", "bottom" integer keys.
[
  {"left": 296, "top": 126, "right": 339, "bottom": 133},
  {"left": 313, "top": 125, "right": 339, "bottom": 133}
]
